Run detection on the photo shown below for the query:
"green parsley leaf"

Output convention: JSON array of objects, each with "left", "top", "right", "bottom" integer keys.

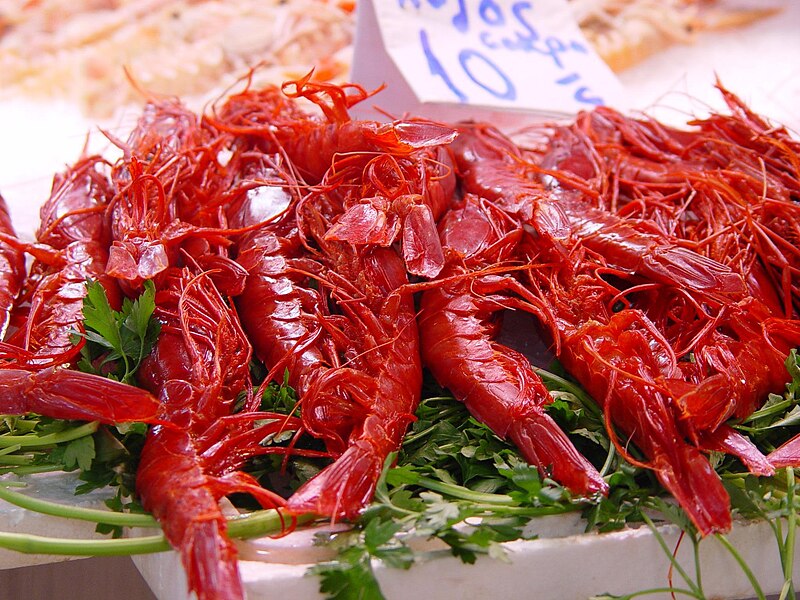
[
  {"left": 80, "top": 279, "right": 160, "bottom": 384},
  {"left": 313, "top": 546, "right": 384, "bottom": 600},
  {"left": 363, "top": 517, "right": 402, "bottom": 551},
  {"left": 61, "top": 435, "right": 95, "bottom": 472},
  {"left": 82, "top": 281, "right": 124, "bottom": 352}
]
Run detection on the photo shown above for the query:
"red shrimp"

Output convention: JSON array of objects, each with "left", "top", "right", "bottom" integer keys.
[
  {"left": 520, "top": 248, "right": 734, "bottom": 534},
  {"left": 231, "top": 165, "right": 399, "bottom": 518},
  {"left": 105, "top": 100, "right": 237, "bottom": 293},
  {"left": 418, "top": 196, "right": 607, "bottom": 495},
  {"left": 564, "top": 311, "right": 733, "bottom": 534},
  {"left": 211, "top": 75, "right": 458, "bottom": 277},
  {"left": 0, "top": 367, "right": 162, "bottom": 424},
  {"left": 0, "top": 193, "right": 25, "bottom": 338},
  {"left": 285, "top": 240, "right": 422, "bottom": 519},
  {"left": 526, "top": 105, "right": 800, "bottom": 433},
  {"left": 625, "top": 285, "right": 793, "bottom": 476},
  {"left": 106, "top": 155, "right": 243, "bottom": 295},
  {"left": 136, "top": 267, "right": 298, "bottom": 600},
  {"left": 453, "top": 123, "right": 746, "bottom": 296},
  {"left": 231, "top": 158, "right": 423, "bottom": 519},
  {"left": 685, "top": 105, "right": 800, "bottom": 316},
  {"left": 228, "top": 147, "right": 430, "bottom": 520},
  {"left": 606, "top": 247, "right": 793, "bottom": 448},
  {"left": 229, "top": 156, "right": 335, "bottom": 403},
  {"left": 691, "top": 81, "right": 800, "bottom": 200},
  {"left": 2, "top": 156, "right": 121, "bottom": 367}
]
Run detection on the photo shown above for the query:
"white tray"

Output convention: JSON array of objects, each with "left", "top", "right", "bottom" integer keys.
[
  {"left": 0, "top": 472, "right": 796, "bottom": 600},
  {"left": 134, "top": 514, "right": 800, "bottom": 600}
]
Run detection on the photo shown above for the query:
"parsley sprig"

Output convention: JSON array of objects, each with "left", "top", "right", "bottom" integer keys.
[
  {"left": 0, "top": 417, "right": 100, "bottom": 476},
  {"left": 73, "top": 280, "right": 160, "bottom": 530},
  {"left": 78, "top": 279, "right": 160, "bottom": 385}
]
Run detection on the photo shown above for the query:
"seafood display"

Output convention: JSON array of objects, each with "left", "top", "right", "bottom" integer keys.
[{"left": 0, "top": 75, "right": 799, "bottom": 600}]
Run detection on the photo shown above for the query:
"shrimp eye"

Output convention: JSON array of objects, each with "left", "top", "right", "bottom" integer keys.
[{"left": 611, "top": 300, "right": 626, "bottom": 313}]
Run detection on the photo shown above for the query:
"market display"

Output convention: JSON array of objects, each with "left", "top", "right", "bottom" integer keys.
[
  {"left": 0, "top": 1, "right": 797, "bottom": 598},
  {"left": 0, "top": 70, "right": 798, "bottom": 599}
]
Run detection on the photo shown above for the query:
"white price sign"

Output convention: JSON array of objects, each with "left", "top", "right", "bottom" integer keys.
[{"left": 351, "top": 0, "right": 625, "bottom": 124}]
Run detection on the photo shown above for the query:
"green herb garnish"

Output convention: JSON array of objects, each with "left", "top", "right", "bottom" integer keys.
[{"left": 78, "top": 279, "right": 160, "bottom": 385}]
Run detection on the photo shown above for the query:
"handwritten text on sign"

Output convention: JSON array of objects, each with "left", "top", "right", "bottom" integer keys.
[{"left": 377, "top": 0, "right": 623, "bottom": 114}]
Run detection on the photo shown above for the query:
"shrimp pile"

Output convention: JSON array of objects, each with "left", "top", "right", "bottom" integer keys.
[{"left": 0, "top": 77, "right": 799, "bottom": 599}]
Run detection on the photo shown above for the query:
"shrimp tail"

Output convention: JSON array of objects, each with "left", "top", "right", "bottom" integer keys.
[
  {"left": 0, "top": 367, "right": 162, "bottom": 424},
  {"left": 767, "top": 434, "right": 800, "bottom": 469},
  {"left": 653, "top": 438, "right": 733, "bottom": 535},
  {"left": 287, "top": 415, "right": 395, "bottom": 520},
  {"left": 697, "top": 425, "right": 774, "bottom": 477},
  {"left": 508, "top": 412, "right": 608, "bottom": 495}
]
